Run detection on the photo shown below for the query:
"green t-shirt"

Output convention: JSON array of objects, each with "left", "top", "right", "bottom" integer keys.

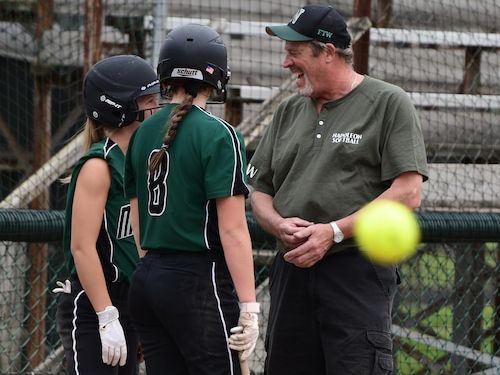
[
  {"left": 249, "top": 76, "right": 429, "bottom": 252},
  {"left": 124, "top": 104, "right": 249, "bottom": 253},
  {"left": 63, "top": 138, "right": 139, "bottom": 283}
]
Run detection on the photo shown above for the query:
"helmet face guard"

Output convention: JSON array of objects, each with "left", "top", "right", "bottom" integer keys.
[
  {"left": 83, "top": 55, "right": 160, "bottom": 128},
  {"left": 157, "top": 24, "right": 230, "bottom": 103}
]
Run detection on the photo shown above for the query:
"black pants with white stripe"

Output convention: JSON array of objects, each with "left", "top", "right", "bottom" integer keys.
[
  {"left": 56, "top": 280, "right": 139, "bottom": 375},
  {"left": 129, "top": 250, "right": 241, "bottom": 375}
]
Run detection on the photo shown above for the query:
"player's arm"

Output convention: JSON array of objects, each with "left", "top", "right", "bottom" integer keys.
[
  {"left": 70, "top": 158, "right": 112, "bottom": 311},
  {"left": 217, "top": 195, "right": 256, "bottom": 303},
  {"left": 250, "top": 190, "right": 312, "bottom": 249},
  {"left": 72, "top": 158, "right": 128, "bottom": 367},
  {"left": 218, "top": 195, "right": 260, "bottom": 361},
  {"left": 130, "top": 198, "right": 146, "bottom": 258}
]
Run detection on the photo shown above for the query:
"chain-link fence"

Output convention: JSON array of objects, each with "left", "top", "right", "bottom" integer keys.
[
  {"left": 0, "top": 211, "right": 499, "bottom": 374},
  {"left": 0, "top": 241, "right": 63, "bottom": 374}
]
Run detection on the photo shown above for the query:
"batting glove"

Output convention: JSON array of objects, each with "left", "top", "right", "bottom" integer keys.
[
  {"left": 228, "top": 302, "right": 260, "bottom": 361},
  {"left": 52, "top": 279, "right": 71, "bottom": 294},
  {"left": 96, "top": 306, "right": 127, "bottom": 367}
]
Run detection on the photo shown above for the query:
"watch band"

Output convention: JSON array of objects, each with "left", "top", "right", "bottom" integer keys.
[{"left": 329, "top": 221, "right": 344, "bottom": 243}]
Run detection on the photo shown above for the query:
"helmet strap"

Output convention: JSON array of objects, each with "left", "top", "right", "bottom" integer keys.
[{"left": 136, "top": 111, "right": 145, "bottom": 123}]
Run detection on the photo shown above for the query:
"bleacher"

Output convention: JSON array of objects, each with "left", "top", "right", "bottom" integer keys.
[
  {"left": 148, "top": 8, "right": 500, "bottom": 213},
  {"left": 1, "top": 2, "right": 498, "bottom": 208}
]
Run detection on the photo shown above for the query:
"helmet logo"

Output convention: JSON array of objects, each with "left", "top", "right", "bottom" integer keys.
[
  {"left": 217, "top": 80, "right": 222, "bottom": 90},
  {"left": 92, "top": 111, "right": 99, "bottom": 118},
  {"left": 117, "top": 113, "right": 126, "bottom": 127},
  {"left": 171, "top": 68, "right": 203, "bottom": 80},
  {"left": 100, "top": 94, "right": 122, "bottom": 109},
  {"left": 141, "top": 79, "right": 160, "bottom": 91}
]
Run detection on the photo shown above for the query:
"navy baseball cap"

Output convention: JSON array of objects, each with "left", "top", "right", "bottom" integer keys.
[{"left": 265, "top": 4, "right": 351, "bottom": 48}]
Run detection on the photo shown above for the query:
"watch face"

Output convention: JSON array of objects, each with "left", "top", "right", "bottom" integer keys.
[{"left": 330, "top": 222, "right": 344, "bottom": 243}]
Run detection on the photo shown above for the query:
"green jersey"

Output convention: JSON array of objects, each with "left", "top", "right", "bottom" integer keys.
[
  {"left": 124, "top": 104, "right": 249, "bottom": 253},
  {"left": 249, "top": 76, "right": 428, "bottom": 253},
  {"left": 63, "top": 138, "right": 139, "bottom": 283}
]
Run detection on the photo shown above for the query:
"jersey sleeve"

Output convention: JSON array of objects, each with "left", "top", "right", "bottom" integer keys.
[
  {"left": 123, "top": 129, "right": 139, "bottom": 199},
  {"left": 380, "top": 89, "right": 429, "bottom": 182},
  {"left": 203, "top": 123, "right": 249, "bottom": 199}
]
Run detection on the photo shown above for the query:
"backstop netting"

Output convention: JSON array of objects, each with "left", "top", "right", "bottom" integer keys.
[{"left": 0, "top": 0, "right": 499, "bottom": 374}]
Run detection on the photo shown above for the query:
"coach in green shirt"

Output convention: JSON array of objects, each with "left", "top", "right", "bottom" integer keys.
[{"left": 248, "top": 4, "right": 428, "bottom": 375}]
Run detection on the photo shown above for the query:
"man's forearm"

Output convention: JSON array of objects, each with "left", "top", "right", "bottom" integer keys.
[{"left": 250, "top": 191, "right": 282, "bottom": 238}]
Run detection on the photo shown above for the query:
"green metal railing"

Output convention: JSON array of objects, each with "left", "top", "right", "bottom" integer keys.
[
  {"left": 2, "top": 209, "right": 500, "bottom": 243},
  {"left": 0, "top": 209, "right": 499, "bottom": 374}
]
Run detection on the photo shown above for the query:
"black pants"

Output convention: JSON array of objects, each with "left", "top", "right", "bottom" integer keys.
[
  {"left": 128, "top": 251, "right": 241, "bottom": 375},
  {"left": 265, "top": 249, "right": 397, "bottom": 375},
  {"left": 56, "top": 280, "right": 139, "bottom": 375}
]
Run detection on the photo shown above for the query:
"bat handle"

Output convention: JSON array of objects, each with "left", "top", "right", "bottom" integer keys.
[
  {"left": 230, "top": 326, "right": 251, "bottom": 375},
  {"left": 240, "top": 357, "right": 251, "bottom": 375}
]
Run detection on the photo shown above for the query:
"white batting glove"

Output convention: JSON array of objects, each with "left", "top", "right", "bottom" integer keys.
[
  {"left": 52, "top": 279, "right": 71, "bottom": 294},
  {"left": 228, "top": 302, "right": 260, "bottom": 361},
  {"left": 96, "top": 306, "right": 127, "bottom": 367}
]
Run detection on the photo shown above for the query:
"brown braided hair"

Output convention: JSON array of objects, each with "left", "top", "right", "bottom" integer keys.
[{"left": 149, "top": 93, "right": 194, "bottom": 173}]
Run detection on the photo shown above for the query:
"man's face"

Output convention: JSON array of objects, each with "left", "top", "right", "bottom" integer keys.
[{"left": 283, "top": 41, "right": 324, "bottom": 97}]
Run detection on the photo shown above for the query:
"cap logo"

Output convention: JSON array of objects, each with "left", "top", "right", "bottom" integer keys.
[
  {"left": 171, "top": 68, "right": 203, "bottom": 80},
  {"left": 290, "top": 8, "right": 305, "bottom": 24},
  {"left": 317, "top": 29, "right": 333, "bottom": 39}
]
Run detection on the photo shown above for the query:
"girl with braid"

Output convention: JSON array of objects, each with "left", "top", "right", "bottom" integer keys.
[{"left": 123, "top": 24, "right": 259, "bottom": 375}]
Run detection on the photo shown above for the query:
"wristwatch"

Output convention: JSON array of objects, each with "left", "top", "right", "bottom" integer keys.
[{"left": 329, "top": 221, "right": 344, "bottom": 243}]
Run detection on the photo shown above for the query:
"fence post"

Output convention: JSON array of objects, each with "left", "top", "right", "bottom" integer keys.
[
  {"left": 0, "top": 243, "right": 28, "bottom": 372},
  {"left": 452, "top": 243, "right": 486, "bottom": 373},
  {"left": 353, "top": 0, "right": 371, "bottom": 74}
]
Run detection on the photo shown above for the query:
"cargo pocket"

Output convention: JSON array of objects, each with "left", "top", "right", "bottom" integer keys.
[
  {"left": 373, "top": 351, "right": 393, "bottom": 374},
  {"left": 367, "top": 330, "right": 393, "bottom": 374}
]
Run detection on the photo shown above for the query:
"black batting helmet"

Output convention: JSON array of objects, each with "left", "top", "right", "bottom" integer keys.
[
  {"left": 83, "top": 55, "right": 160, "bottom": 128},
  {"left": 157, "top": 24, "right": 230, "bottom": 101}
]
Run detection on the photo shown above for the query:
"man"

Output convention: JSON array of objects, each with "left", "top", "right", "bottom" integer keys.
[{"left": 247, "top": 4, "right": 428, "bottom": 375}]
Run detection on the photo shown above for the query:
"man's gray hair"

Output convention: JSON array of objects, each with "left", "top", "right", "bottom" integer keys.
[{"left": 309, "top": 40, "right": 353, "bottom": 64}]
